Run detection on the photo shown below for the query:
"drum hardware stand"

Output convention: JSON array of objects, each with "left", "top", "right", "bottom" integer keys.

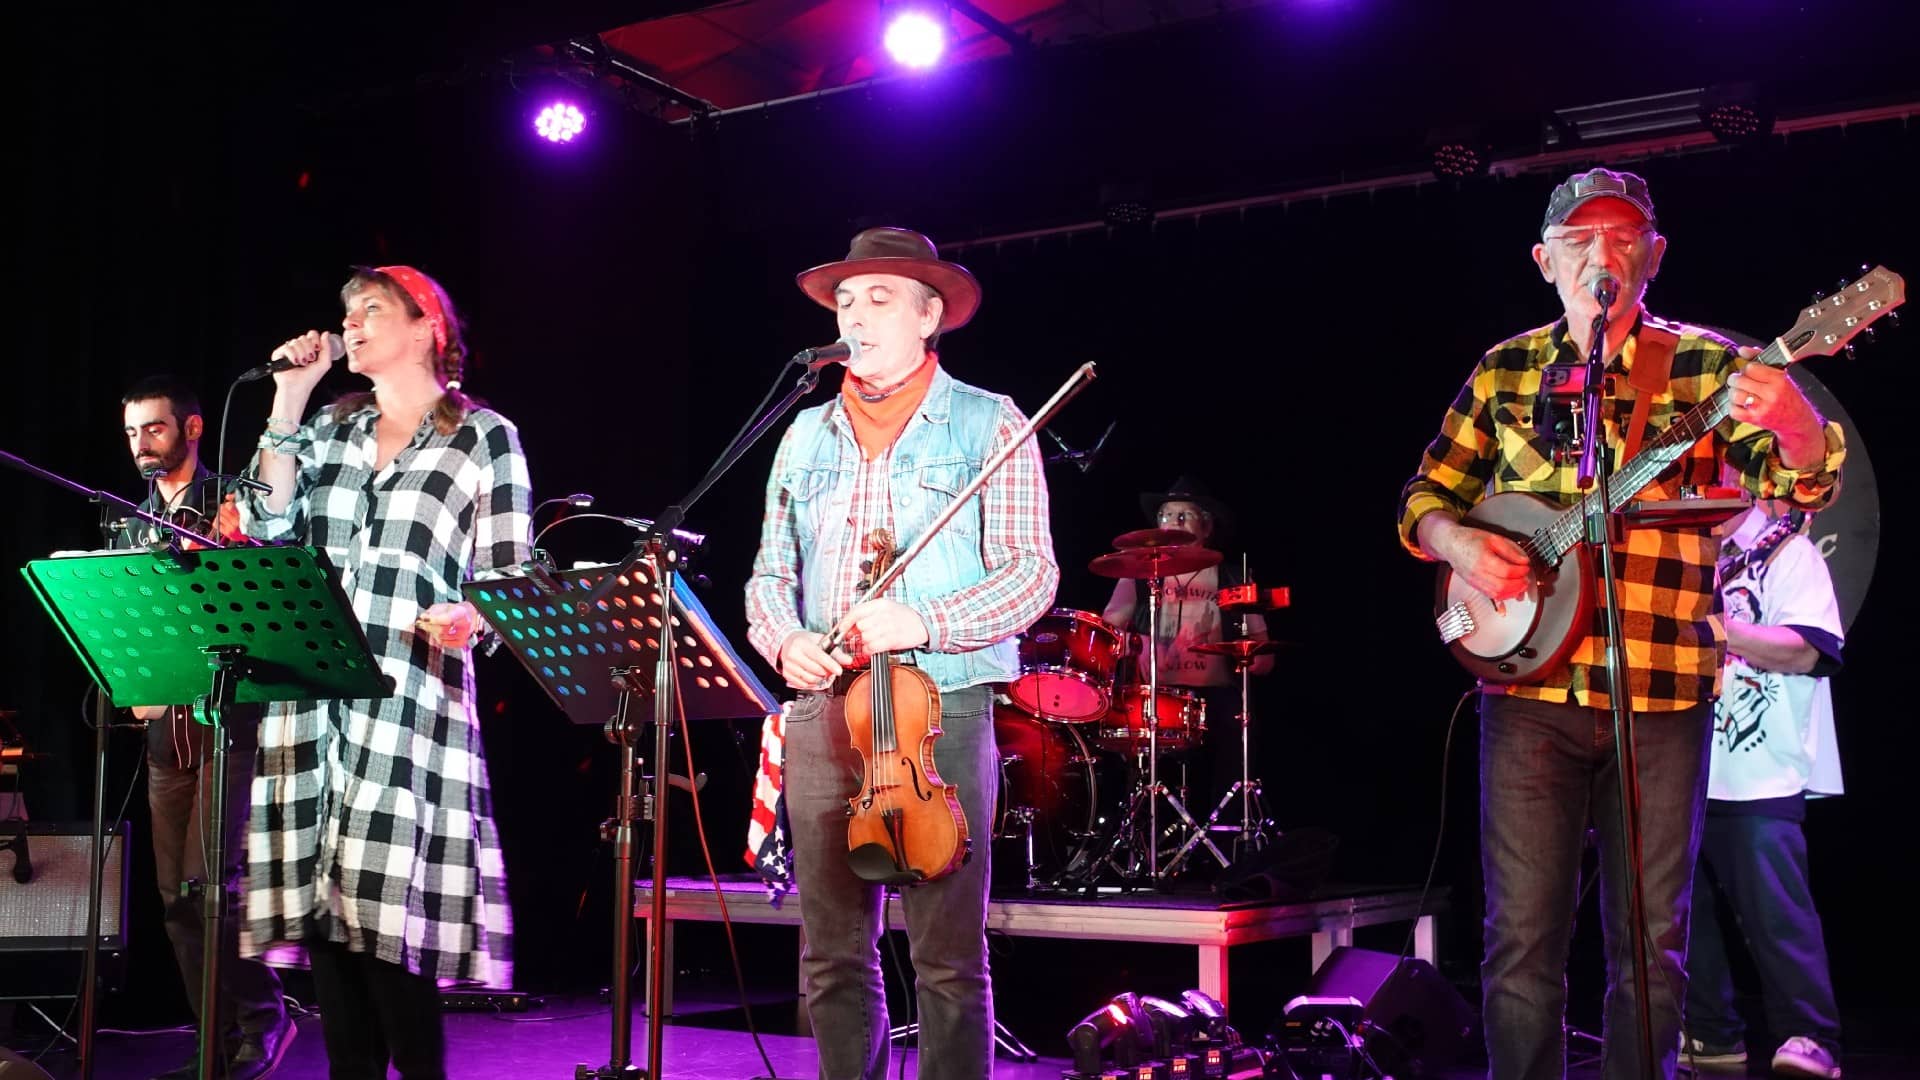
[
  {"left": 1177, "top": 564, "right": 1292, "bottom": 868},
  {"left": 1183, "top": 637, "right": 1287, "bottom": 867},
  {"left": 993, "top": 750, "right": 1046, "bottom": 892},
  {"left": 1116, "top": 572, "right": 1227, "bottom": 882}
]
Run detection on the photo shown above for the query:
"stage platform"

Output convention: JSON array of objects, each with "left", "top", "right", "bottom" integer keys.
[{"left": 635, "top": 874, "right": 1445, "bottom": 1015}]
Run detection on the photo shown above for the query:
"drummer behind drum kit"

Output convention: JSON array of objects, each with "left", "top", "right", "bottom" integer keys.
[{"left": 992, "top": 526, "right": 1289, "bottom": 891}]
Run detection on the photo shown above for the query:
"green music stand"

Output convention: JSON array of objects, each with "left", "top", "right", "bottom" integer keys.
[{"left": 22, "top": 545, "right": 388, "bottom": 1080}]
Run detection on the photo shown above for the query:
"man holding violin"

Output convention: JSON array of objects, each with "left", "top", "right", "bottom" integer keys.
[
  {"left": 114, "top": 375, "right": 292, "bottom": 1080},
  {"left": 745, "top": 227, "right": 1060, "bottom": 1079}
]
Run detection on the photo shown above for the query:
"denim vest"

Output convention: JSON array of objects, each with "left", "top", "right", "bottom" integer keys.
[{"left": 780, "top": 366, "right": 1020, "bottom": 692}]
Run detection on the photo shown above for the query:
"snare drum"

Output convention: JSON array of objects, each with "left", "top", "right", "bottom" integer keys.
[
  {"left": 1008, "top": 608, "right": 1121, "bottom": 722},
  {"left": 1095, "top": 685, "right": 1206, "bottom": 754}
]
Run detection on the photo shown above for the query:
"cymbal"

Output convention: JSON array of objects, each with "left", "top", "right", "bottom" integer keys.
[
  {"left": 1089, "top": 545, "right": 1222, "bottom": 579},
  {"left": 1111, "top": 527, "right": 1197, "bottom": 550},
  {"left": 1217, "top": 585, "right": 1291, "bottom": 613},
  {"left": 1190, "top": 638, "right": 1291, "bottom": 660}
]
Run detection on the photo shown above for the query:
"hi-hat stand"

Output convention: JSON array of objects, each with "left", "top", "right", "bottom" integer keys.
[{"left": 1170, "top": 636, "right": 1286, "bottom": 870}]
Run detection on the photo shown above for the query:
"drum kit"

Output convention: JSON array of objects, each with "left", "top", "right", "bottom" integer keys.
[{"left": 992, "top": 526, "right": 1289, "bottom": 891}]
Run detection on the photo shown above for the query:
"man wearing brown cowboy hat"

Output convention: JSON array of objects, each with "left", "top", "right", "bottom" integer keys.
[{"left": 745, "top": 226, "right": 1060, "bottom": 1078}]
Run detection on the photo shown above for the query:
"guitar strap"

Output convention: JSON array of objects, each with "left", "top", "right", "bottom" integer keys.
[{"left": 1621, "top": 324, "right": 1678, "bottom": 462}]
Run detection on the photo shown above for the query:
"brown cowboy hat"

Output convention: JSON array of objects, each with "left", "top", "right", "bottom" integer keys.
[{"left": 796, "top": 227, "right": 981, "bottom": 332}]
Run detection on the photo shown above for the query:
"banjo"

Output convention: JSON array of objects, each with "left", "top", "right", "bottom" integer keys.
[{"left": 1434, "top": 265, "right": 1902, "bottom": 684}]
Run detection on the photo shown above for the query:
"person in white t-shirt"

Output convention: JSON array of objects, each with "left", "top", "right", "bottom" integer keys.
[{"left": 1683, "top": 501, "right": 1845, "bottom": 1080}]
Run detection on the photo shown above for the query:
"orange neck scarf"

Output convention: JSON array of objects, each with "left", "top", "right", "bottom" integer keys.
[{"left": 842, "top": 354, "right": 937, "bottom": 460}]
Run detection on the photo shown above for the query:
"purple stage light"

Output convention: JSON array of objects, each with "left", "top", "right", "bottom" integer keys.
[
  {"left": 534, "top": 102, "right": 587, "bottom": 143},
  {"left": 884, "top": 10, "right": 946, "bottom": 69}
]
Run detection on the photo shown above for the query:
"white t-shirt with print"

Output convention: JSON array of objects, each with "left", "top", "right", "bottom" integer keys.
[{"left": 1709, "top": 509, "right": 1845, "bottom": 802}]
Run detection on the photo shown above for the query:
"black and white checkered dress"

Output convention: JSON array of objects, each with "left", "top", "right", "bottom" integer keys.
[{"left": 237, "top": 401, "right": 531, "bottom": 985}]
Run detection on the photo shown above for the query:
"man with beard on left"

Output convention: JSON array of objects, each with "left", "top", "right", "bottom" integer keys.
[{"left": 115, "top": 375, "right": 294, "bottom": 1080}]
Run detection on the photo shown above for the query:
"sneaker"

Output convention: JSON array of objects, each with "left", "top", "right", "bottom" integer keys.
[
  {"left": 1772, "top": 1036, "right": 1840, "bottom": 1079},
  {"left": 1680, "top": 1033, "right": 1748, "bottom": 1072}
]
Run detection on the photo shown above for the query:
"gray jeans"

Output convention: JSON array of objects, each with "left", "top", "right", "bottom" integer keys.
[{"left": 783, "top": 685, "right": 997, "bottom": 1080}]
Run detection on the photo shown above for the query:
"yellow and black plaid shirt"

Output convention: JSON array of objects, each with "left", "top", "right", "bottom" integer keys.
[{"left": 1397, "top": 311, "right": 1845, "bottom": 712}]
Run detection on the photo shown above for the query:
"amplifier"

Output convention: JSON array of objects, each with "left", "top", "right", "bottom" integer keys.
[{"left": 0, "top": 821, "right": 131, "bottom": 953}]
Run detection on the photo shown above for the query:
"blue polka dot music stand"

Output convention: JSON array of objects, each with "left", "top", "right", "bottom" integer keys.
[
  {"left": 463, "top": 557, "right": 774, "bottom": 1080},
  {"left": 463, "top": 561, "right": 772, "bottom": 727}
]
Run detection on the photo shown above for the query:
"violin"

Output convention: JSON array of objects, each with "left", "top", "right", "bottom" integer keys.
[{"left": 842, "top": 529, "right": 970, "bottom": 885}]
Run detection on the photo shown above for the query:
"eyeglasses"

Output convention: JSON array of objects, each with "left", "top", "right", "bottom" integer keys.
[
  {"left": 1544, "top": 224, "right": 1654, "bottom": 255},
  {"left": 1157, "top": 510, "right": 1208, "bottom": 526}
]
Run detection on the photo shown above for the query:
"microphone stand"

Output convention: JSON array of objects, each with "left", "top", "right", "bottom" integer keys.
[
  {"left": 574, "top": 353, "right": 831, "bottom": 619},
  {"left": 573, "top": 351, "right": 835, "bottom": 1080},
  {"left": 1573, "top": 291, "right": 1659, "bottom": 1078}
]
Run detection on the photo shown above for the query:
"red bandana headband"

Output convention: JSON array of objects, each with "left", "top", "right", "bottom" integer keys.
[{"left": 375, "top": 265, "right": 449, "bottom": 354}]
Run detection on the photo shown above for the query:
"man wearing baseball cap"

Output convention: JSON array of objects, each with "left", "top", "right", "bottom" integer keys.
[
  {"left": 745, "top": 227, "right": 1059, "bottom": 1078},
  {"left": 1396, "top": 169, "right": 1844, "bottom": 1078}
]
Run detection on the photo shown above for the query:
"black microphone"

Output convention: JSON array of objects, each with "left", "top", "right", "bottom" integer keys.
[
  {"left": 224, "top": 475, "right": 273, "bottom": 495},
  {"left": 792, "top": 335, "right": 863, "bottom": 372},
  {"left": 240, "top": 332, "right": 347, "bottom": 382},
  {"left": 613, "top": 516, "right": 709, "bottom": 548},
  {"left": 1591, "top": 273, "right": 1620, "bottom": 309}
]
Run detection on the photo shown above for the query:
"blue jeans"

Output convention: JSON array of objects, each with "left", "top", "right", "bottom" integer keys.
[
  {"left": 783, "top": 685, "right": 997, "bottom": 1080},
  {"left": 1687, "top": 811, "right": 1841, "bottom": 1057},
  {"left": 1479, "top": 693, "right": 1711, "bottom": 1080}
]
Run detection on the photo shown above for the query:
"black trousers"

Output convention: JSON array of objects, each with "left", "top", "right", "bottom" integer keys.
[{"left": 305, "top": 941, "right": 446, "bottom": 1080}]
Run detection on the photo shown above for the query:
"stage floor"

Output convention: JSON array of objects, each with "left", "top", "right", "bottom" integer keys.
[{"left": 15, "top": 995, "right": 1920, "bottom": 1079}]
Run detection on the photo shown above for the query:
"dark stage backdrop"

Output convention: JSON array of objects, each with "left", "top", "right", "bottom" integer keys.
[{"left": 10, "top": 3, "right": 1917, "bottom": 1046}]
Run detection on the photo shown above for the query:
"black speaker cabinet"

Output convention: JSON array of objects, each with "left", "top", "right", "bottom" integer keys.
[
  {"left": 0, "top": 821, "right": 130, "bottom": 953},
  {"left": 1, "top": 822, "right": 132, "bottom": 1000},
  {"left": 1280, "top": 946, "right": 1474, "bottom": 1077}
]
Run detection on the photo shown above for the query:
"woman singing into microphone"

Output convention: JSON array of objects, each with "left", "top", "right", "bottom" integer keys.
[{"left": 239, "top": 266, "right": 531, "bottom": 1079}]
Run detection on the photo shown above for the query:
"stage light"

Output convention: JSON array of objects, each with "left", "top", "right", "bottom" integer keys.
[
  {"left": 534, "top": 101, "right": 587, "bottom": 143},
  {"left": 884, "top": 10, "right": 947, "bottom": 69},
  {"left": 1703, "top": 101, "right": 1771, "bottom": 143},
  {"left": 1066, "top": 989, "right": 1246, "bottom": 1080},
  {"left": 1700, "top": 82, "right": 1772, "bottom": 146},
  {"left": 1098, "top": 179, "right": 1154, "bottom": 229},
  {"left": 1430, "top": 141, "right": 1487, "bottom": 179},
  {"left": 1139, "top": 996, "right": 1195, "bottom": 1057}
]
